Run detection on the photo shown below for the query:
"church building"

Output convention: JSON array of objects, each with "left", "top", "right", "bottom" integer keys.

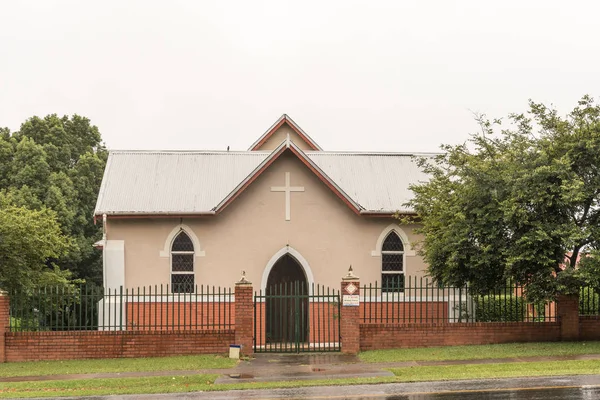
[{"left": 94, "top": 115, "right": 433, "bottom": 295}]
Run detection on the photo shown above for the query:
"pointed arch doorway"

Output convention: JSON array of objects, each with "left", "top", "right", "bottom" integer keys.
[
  {"left": 265, "top": 254, "right": 309, "bottom": 346},
  {"left": 255, "top": 247, "right": 341, "bottom": 353}
]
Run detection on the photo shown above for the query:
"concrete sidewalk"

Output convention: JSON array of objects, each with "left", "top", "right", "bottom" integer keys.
[
  {"left": 215, "top": 352, "right": 600, "bottom": 384},
  {"left": 3, "top": 353, "right": 600, "bottom": 384},
  {"left": 215, "top": 353, "right": 394, "bottom": 383}
]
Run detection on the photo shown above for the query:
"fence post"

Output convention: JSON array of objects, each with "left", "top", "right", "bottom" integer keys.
[
  {"left": 340, "top": 266, "right": 360, "bottom": 354},
  {"left": 557, "top": 294, "right": 580, "bottom": 341},
  {"left": 0, "top": 290, "right": 9, "bottom": 363},
  {"left": 234, "top": 272, "right": 254, "bottom": 357}
]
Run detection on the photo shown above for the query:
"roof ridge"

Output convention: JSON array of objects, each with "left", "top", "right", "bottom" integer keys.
[
  {"left": 307, "top": 151, "right": 442, "bottom": 156},
  {"left": 107, "top": 149, "right": 441, "bottom": 156},
  {"left": 109, "top": 150, "right": 272, "bottom": 154}
]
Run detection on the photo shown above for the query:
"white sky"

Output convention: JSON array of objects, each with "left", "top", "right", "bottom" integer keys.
[{"left": 0, "top": 0, "right": 598, "bottom": 153}]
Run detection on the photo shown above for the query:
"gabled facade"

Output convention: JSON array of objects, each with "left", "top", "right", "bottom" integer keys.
[{"left": 94, "top": 115, "right": 433, "bottom": 293}]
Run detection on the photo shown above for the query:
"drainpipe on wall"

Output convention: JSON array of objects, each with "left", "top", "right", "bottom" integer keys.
[{"left": 102, "top": 214, "right": 107, "bottom": 288}]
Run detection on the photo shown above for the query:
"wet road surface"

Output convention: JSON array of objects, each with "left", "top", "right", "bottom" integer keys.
[
  {"left": 367, "top": 387, "right": 600, "bottom": 399},
  {"left": 40, "top": 375, "right": 600, "bottom": 399}
]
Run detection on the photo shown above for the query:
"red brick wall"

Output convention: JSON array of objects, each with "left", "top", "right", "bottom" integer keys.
[
  {"left": 127, "top": 302, "right": 235, "bottom": 330},
  {"left": 0, "top": 293, "right": 8, "bottom": 363},
  {"left": 5, "top": 330, "right": 234, "bottom": 362},
  {"left": 360, "top": 322, "right": 561, "bottom": 350},
  {"left": 341, "top": 281, "right": 360, "bottom": 354},
  {"left": 234, "top": 284, "right": 253, "bottom": 356},
  {"left": 360, "top": 302, "right": 449, "bottom": 323},
  {"left": 558, "top": 294, "right": 580, "bottom": 340},
  {"left": 579, "top": 316, "right": 600, "bottom": 340}
]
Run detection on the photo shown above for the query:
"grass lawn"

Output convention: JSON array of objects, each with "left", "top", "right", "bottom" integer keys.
[
  {"left": 359, "top": 341, "right": 600, "bottom": 363},
  {"left": 0, "top": 355, "right": 237, "bottom": 378},
  {"left": 389, "top": 359, "right": 600, "bottom": 381},
  {"left": 4, "top": 342, "right": 600, "bottom": 398},
  {"left": 3, "top": 359, "right": 600, "bottom": 398},
  {"left": 0, "top": 375, "right": 221, "bottom": 398}
]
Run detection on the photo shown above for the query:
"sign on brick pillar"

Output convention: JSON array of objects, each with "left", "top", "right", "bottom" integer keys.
[
  {"left": 557, "top": 294, "right": 580, "bottom": 341},
  {"left": 234, "top": 272, "right": 254, "bottom": 356},
  {"left": 0, "top": 291, "right": 8, "bottom": 363},
  {"left": 341, "top": 266, "right": 360, "bottom": 354}
]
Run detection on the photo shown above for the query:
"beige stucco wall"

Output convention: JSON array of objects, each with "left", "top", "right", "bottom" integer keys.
[
  {"left": 256, "top": 123, "right": 315, "bottom": 151},
  {"left": 106, "top": 151, "right": 428, "bottom": 291}
]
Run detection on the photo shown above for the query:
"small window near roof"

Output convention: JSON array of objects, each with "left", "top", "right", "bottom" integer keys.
[
  {"left": 171, "top": 231, "right": 194, "bottom": 293},
  {"left": 381, "top": 231, "right": 404, "bottom": 292}
]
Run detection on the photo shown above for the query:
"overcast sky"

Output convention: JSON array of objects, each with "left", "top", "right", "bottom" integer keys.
[{"left": 0, "top": 1, "right": 598, "bottom": 153}]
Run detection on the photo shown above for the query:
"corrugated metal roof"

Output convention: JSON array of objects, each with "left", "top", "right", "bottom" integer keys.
[
  {"left": 94, "top": 149, "right": 435, "bottom": 215},
  {"left": 95, "top": 151, "right": 270, "bottom": 215},
  {"left": 307, "top": 152, "right": 433, "bottom": 213}
]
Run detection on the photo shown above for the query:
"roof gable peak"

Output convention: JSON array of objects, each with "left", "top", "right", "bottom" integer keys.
[
  {"left": 217, "top": 139, "right": 359, "bottom": 215},
  {"left": 249, "top": 114, "right": 323, "bottom": 152}
]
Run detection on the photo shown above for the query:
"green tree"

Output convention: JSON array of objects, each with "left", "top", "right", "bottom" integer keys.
[
  {"left": 9, "top": 137, "right": 50, "bottom": 198},
  {"left": 406, "top": 95, "right": 600, "bottom": 300},
  {"left": 0, "top": 114, "right": 107, "bottom": 284},
  {"left": 0, "top": 206, "right": 73, "bottom": 293}
]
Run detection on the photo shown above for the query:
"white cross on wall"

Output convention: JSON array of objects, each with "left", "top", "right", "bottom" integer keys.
[{"left": 271, "top": 172, "right": 305, "bottom": 221}]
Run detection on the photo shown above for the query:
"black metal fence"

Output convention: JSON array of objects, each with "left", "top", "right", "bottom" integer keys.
[
  {"left": 254, "top": 283, "right": 341, "bottom": 353},
  {"left": 580, "top": 287, "right": 600, "bottom": 316},
  {"left": 361, "top": 276, "right": 558, "bottom": 324},
  {"left": 9, "top": 284, "right": 234, "bottom": 332},
  {"left": 13, "top": 280, "right": 596, "bottom": 332}
]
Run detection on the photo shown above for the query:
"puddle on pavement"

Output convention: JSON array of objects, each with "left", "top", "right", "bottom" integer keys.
[{"left": 228, "top": 373, "right": 254, "bottom": 379}]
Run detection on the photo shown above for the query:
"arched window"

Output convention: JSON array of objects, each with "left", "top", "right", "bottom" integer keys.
[
  {"left": 171, "top": 231, "right": 195, "bottom": 293},
  {"left": 381, "top": 231, "right": 404, "bottom": 292}
]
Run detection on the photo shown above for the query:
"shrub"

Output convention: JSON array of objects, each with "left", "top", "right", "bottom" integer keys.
[
  {"left": 9, "top": 316, "right": 45, "bottom": 331},
  {"left": 580, "top": 287, "right": 600, "bottom": 316},
  {"left": 475, "top": 295, "right": 525, "bottom": 322}
]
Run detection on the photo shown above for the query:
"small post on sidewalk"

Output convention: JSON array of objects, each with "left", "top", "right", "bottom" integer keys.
[
  {"left": 234, "top": 271, "right": 254, "bottom": 357},
  {"left": 340, "top": 266, "right": 360, "bottom": 354}
]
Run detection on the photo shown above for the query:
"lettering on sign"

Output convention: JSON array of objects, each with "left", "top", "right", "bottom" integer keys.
[{"left": 342, "top": 294, "right": 360, "bottom": 307}]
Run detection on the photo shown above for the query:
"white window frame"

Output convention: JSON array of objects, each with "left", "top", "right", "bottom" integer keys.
[
  {"left": 371, "top": 224, "right": 415, "bottom": 257},
  {"left": 381, "top": 231, "right": 405, "bottom": 292},
  {"left": 170, "top": 231, "right": 195, "bottom": 293}
]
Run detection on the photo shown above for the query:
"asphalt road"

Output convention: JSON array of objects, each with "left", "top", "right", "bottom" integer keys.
[
  {"left": 380, "top": 387, "right": 600, "bottom": 399},
  {"left": 38, "top": 375, "right": 600, "bottom": 400}
]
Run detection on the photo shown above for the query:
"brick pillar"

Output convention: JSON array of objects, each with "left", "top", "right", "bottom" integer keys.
[
  {"left": 340, "top": 266, "right": 360, "bottom": 354},
  {"left": 234, "top": 273, "right": 254, "bottom": 356},
  {"left": 557, "top": 294, "right": 580, "bottom": 341},
  {"left": 0, "top": 291, "right": 8, "bottom": 363}
]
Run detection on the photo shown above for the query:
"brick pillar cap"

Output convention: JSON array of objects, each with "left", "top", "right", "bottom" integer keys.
[
  {"left": 235, "top": 271, "right": 252, "bottom": 286},
  {"left": 342, "top": 265, "right": 360, "bottom": 281},
  {"left": 0, "top": 290, "right": 7, "bottom": 296}
]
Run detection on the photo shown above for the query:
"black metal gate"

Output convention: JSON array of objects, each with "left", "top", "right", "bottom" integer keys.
[{"left": 254, "top": 282, "right": 341, "bottom": 353}]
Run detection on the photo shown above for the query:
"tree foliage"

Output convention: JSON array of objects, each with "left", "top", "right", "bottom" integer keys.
[
  {"left": 0, "top": 206, "right": 73, "bottom": 292},
  {"left": 406, "top": 95, "right": 600, "bottom": 300},
  {"left": 0, "top": 114, "right": 107, "bottom": 290}
]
